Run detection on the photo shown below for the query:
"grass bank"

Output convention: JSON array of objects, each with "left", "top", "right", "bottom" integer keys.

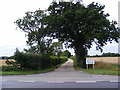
[
  {"left": 0, "top": 64, "right": 60, "bottom": 75},
  {"left": 80, "top": 69, "right": 119, "bottom": 75},
  {"left": 71, "top": 56, "right": 120, "bottom": 76},
  {"left": 74, "top": 63, "right": 120, "bottom": 76}
]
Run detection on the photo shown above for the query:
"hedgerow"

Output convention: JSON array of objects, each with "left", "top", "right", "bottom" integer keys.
[{"left": 11, "top": 52, "right": 68, "bottom": 70}]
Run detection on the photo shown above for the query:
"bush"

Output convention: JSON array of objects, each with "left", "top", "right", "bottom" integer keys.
[
  {"left": 1, "top": 66, "right": 20, "bottom": 71},
  {"left": 50, "top": 56, "right": 68, "bottom": 66},
  {"left": 14, "top": 52, "right": 51, "bottom": 70},
  {"left": 70, "top": 56, "right": 77, "bottom": 61},
  {"left": 14, "top": 51, "right": 68, "bottom": 70},
  {"left": 59, "top": 57, "right": 68, "bottom": 63}
]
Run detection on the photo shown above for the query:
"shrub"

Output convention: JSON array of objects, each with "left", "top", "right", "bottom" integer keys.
[
  {"left": 14, "top": 52, "right": 68, "bottom": 70},
  {"left": 1, "top": 66, "right": 20, "bottom": 71},
  {"left": 50, "top": 56, "right": 68, "bottom": 66},
  {"left": 14, "top": 52, "right": 50, "bottom": 70},
  {"left": 59, "top": 57, "right": 68, "bottom": 63}
]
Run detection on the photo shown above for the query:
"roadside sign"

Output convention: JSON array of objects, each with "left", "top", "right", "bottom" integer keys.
[
  {"left": 86, "top": 60, "right": 95, "bottom": 64},
  {"left": 86, "top": 60, "right": 95, "bottom": 69}
]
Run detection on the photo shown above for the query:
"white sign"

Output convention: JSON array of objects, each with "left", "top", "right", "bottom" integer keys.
[{"left": 86, "top": 60, "right": 95, "bottom": 64}]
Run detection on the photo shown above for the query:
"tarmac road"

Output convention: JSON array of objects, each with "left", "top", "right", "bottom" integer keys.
[{"left": 1, "top": 59, "right": 119, "bottom": 88}]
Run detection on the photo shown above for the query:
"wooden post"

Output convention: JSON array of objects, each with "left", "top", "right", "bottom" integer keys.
[
  {"left": 93, "top": 64, "right": 94, "bottom": 69},
  {"left": 86, "top": 64, "right": 88, "bottom": 69}
]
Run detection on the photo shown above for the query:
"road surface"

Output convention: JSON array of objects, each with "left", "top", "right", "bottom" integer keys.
[{"left": 1, "top": 59, "right": 119, "bottom": 88}]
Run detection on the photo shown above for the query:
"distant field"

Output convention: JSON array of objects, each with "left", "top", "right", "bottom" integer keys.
[
  {"left": 0, "top": 59, "right": 15, "bottom": 66},
  {"left": 87, "top": 57, "right": 119, "bottom": 64},
  {"left": 0, "top": 57, "right": 119, "bottom": 66}
]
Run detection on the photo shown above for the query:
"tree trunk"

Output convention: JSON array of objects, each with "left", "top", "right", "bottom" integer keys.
[{"left": 75, "top": 45, "right": 87, "bottom": 69}]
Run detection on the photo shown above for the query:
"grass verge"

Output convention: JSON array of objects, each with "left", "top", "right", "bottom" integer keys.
[
  {"left": 73, "top": 60, "right": 120, "bottom": 76},
  {"left": 80, "top": 69, "right": 120, "bottom": 76},
  {"left": 0, "top": 64, "right": 60, "bottom": 75}
]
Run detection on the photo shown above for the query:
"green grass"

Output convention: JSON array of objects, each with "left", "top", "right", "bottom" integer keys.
[
  {"left": 81, "top": 69, "right": 120, "bottom": 76},
  {"left": 110, "top": 64, "right": 120, "bottom": 68},
  {"left": 73, "top": 60, "right": 120, "bottom": 76},
  {"left": 0, "top": 65, "right": 59, "bottom": 75}
]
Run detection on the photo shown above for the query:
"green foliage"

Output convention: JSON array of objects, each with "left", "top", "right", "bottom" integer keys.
[
  {"left": 1, "top": 65, "right": 60, "bottom": 75},
  {"left": 50, "top": 56, "right": 68, "bottom": 66},
  {"left": 81, "top": 69, "right": 119, "bottom": 76},
  {"left": 47, "top": 1, "right": 119, "bottom": 49},
  {"left": 15, "top": 1, "right": 120, "bottom": 68},
  {"left": 14, "top": 52, "right": 50, "bottom": 70},
  {"left": 82, "top": 62, "right": 120, "bottom": 76},
  {"left": 46, "top": 1, "right": 120, "bottom": 68},
  {"left": 62, "top": 50, "right": 72, "bottom": 58},
  {"left": 1, "top": 56, "right": 68, "bottom": 74},
  {"left": 14, "top": 49, "right": 68, "bottom": 70},
  {"left": 1, "top": 66, "right": 20, "bottom": 71},
  {"left": 72, "top": 59, "right": 120, "bottom": 76},
  {"left": 70, "top": 55, "right": 77, "bottom": 61},
  {"left": 23, "top": 41, "right": 63, "bottom": 57},
  {"left": 50, "top": 42, "right": 63, "bottom": 56},
  {"left": 70, "top": 55, "right": 78, "bottom": 69}
]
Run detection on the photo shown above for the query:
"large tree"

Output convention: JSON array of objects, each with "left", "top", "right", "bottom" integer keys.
[
  {"left": 15, "top": 1, "right": 120, "bottom": 68},
  {"left": 45, "top": 1, "right": 119, "bottom": 68}
]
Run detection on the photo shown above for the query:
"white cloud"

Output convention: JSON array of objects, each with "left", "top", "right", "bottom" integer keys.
[
  {"left": 0, "top": 45, "right": 28, "bottom": 56},
  {"left": 88, "top": 41, "right": 118, "bottom": 55}
]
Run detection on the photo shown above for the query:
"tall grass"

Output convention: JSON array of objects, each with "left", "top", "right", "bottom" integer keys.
[
  {"left": 71, "top": 56, "right": 120, "bottom": 75},
  {"left": 94, "top": 62, "right": 118, "bottom": 71}
]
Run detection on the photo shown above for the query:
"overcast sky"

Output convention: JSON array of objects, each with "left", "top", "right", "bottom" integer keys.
[{"left": 0, "top": 0, "right": 119, "bottom": 56}]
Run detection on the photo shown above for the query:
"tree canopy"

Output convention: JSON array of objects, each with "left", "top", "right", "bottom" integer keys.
[
  {"left": 62, "top": 50, "right": 72, "bottom": 58},
  {"left": 15, "top": 1, "right": 120, "bottom": 68}
]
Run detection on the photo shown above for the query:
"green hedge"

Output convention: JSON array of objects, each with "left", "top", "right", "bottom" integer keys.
[
  {"left": 12, "top": 52, "right": 68, "bottom": 70},
  {"left": 14, "top": 53, "right": 50, "bottom": 70},
  {"left": 50, "top": 56, "right": 68, "bottom": 66},
  {"left": 1, "top": 66, "right": 20, "bottom": 71}
]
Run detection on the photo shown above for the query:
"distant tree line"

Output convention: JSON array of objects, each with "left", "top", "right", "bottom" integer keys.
[
  {"left": 0, "top": 56, "right": 14, "bottom": 59},
  {"left": 1, "top": 51, "right": 71, "bottom": 60},
  {"left": 87, "top": 52, "right": 120, "bottom": 57}
]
